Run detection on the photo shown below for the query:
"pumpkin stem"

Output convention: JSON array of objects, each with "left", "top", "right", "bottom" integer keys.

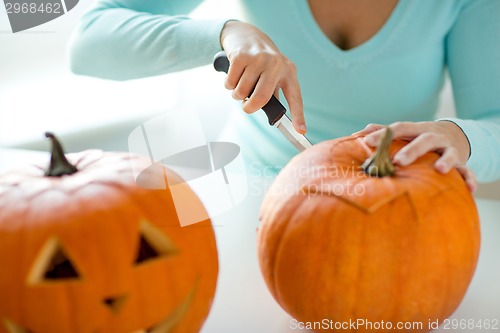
[
  {"left": 44, "top": 132, "right": 78, "bottom": 177},
  {"left": 362, "top": 127, "right": 395, "bottom": 177}
]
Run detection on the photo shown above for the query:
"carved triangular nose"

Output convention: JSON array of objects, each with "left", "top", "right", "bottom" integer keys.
[{"left": 102, "top": 294, "right": 128, "bottom": 314}]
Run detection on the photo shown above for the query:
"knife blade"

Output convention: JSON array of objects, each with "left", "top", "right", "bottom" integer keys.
[{"left": 213, "top": 51, "right": 313, "bottom": 152}]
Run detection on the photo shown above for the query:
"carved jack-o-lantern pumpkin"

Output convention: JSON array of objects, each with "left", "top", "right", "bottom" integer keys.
[{"left": 0, "top": 134, "right": 218, "bottom": 333}]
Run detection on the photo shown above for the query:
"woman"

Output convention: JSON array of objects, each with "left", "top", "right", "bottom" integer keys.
[{"left": 69, "top": 0, "right": 500, "bottom": 189}]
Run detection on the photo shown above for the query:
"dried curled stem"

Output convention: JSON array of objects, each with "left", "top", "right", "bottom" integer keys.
[
  {"left": 362, "top": 127, "right": 395, "bottom": 177},
  {"left": 44, "top": 132, "right": 78, "bottom": 177}
]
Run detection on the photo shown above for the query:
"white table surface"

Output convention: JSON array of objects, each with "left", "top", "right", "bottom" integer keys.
[{"left": 1, "top": 148, "right": 499, "bottom": 333}]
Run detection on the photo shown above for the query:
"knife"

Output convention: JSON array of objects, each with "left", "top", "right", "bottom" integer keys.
[{"left": 213, "top": 51, "right": 313, "bottom": 152}]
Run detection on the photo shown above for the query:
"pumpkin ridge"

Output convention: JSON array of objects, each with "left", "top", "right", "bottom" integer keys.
[
  {"left": 268, "top": 195, "right": 309, "bottom": 308},
  {"left": 398, "top": 192, "right": 423, "bottom": 326},
  {"left": 72, "top": 152, "right": 96, "bottom": 167},
  {"left": 350, "top": 208, "right": 367, "bottom": 323},
  {"left": 420, "top": 187, "right": 479, "bottom": 321},
  {"left": 320, "top": 197, "right": 357, "bottom": 322},
  {"left": 404, "top": 192, "right": 422, "bottom": 232},
  {"left": 270, "top": 195, "right": 336, "bottom": 320},
  {"left": 435, "top": 204, "right": 452, "bottom": 323},
  {"left": 442, "top": 180, "right": 478, "bottom": 210}
]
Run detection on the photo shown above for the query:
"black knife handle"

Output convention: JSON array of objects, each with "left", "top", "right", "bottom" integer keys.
[{"left": 213, "top": 51, "right": 286, "bottom": 126}]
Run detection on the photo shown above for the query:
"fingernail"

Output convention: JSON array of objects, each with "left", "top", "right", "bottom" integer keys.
[
  {"left": 394, "top": 154, "right": 408, "bottom": 165},
  {"left": 300, "top": 124, "right": 307, "bottom": 133},
  {"left": 436, "top": 162, "right": 448, "bottom": 173}
]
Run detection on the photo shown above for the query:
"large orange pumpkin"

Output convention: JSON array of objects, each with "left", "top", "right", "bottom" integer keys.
[
  {"left": 0, "top": 134, "right": 218, "bottom": 333},
  {"left": 258, "top": 130, "right": 480, "bottom": 333}
]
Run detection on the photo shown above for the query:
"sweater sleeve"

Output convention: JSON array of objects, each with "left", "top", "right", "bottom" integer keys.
[
  {"left": 68, "top": 0, "right": 228, "bottom": 80},
  {"left": 442, "top": 0, "right": 500, "bottom": 182}
]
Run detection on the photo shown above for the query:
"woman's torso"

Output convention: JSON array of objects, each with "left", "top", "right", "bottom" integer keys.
[{"left": 229, "top": 0, "right": 464, "bottom": 170}]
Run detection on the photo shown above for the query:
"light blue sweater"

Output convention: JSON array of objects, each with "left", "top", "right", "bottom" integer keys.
[{"left": 69, "top": 0, "right": 500, "bottom": 182}]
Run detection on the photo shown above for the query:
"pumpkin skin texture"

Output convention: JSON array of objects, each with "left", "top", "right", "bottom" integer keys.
[
  {"left": 258, "top": 135, "right": 480, "bottom": 333},
  {"left": 0, "top": 150, "right": 218, "bottom": 333}
]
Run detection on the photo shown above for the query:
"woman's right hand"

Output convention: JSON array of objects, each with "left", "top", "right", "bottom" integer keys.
[{"left": 220, "top": 21, "right": 307, "bottom": 134}]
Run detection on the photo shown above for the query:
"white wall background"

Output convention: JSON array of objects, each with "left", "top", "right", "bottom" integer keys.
[{"left": 0, "top": 0, "right": 242, "bottom": 149}]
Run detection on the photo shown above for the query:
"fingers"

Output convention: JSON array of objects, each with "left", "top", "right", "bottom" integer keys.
[
  {"left": 227, "top": 51, "right": 281, "bottom": 103},
  {"left": 352, "top": 123, "right": 385, "bottom": 136},
  {"left": 225, "top": 55, "right": 245, "bottom": 90},
  {"left": 364, "top": 121, "right": 425, "bottom": 146},
  {"left": 282, "top": 72, "right": 306, "bottom": 134},
  {"left": 456, "top": 167, "right": 478, "bottom": 192},
  {"left": 241, "top": 71, "right": 278, "bottom": 113},
  {"left": 231, "top": 68, "right": 261, "bottom": 103},
  {"left": 392, "top": 133, "right": 448, "bottom": 166},
  {"left": 361, "top": 121, "right": 476, "bottom": 192},
  {"left": 221, "top": 21, "right": 306, "bottom": 130},
  {"left": 224, "top": 51, "right": 306, "bottom": 133},
  {"left": 400, "top": 140, "right": 477, "bottom": 193},
  {"left": 353, "top": 120, "right": 475, "bottom": 192},
  {"left": 273, "top": 86, "right": 280, "bottom": 99},
  {"left": 434, "top": 147, "right": 460, "bottom": 174}
]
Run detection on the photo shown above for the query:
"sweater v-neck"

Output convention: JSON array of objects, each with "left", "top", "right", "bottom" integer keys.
[{"left": 292, "top": 0, "right": 411, "bottom": 64}]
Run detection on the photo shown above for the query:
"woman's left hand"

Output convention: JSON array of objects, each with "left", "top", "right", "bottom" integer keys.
[{"left": 353, "top": 121, "right": 477, "bottom": 192}]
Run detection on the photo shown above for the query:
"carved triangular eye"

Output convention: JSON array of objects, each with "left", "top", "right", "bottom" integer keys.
[
  {"left": 135, "top": 235, "right": 160, "bottom": 264},
  {"left": 134, "top": 220, "right": 178, "bottom": 265},
  {"left": 27, "top": 237, "right": 81, "bottom": 284}
]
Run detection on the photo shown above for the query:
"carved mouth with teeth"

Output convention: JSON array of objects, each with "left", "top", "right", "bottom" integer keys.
[
  {"left": 130, "top": 286, "right": 196, "bottom": 333},
  {"left": 4, "top": 286, "right": 195, "bottom": 333}
]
